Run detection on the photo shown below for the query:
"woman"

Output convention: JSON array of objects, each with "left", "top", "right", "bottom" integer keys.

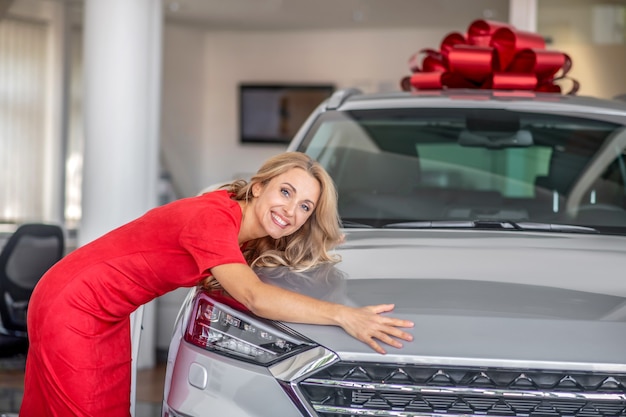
[{"left": 20, "top": 151, "right": 413, "bottom": 416}]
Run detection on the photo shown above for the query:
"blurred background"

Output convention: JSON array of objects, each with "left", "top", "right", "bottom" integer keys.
[{"left": 0, "top": 0, "right": 625, "bottom": 397}]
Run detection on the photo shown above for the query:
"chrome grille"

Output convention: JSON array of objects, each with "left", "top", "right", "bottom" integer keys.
[{"left": 298, "top": 363, "right": 626, "bottom": 417}]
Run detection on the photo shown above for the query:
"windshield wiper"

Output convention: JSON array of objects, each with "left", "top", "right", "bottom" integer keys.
[{"left": 383, "top": 220, "right": 599, "bottom": 233}]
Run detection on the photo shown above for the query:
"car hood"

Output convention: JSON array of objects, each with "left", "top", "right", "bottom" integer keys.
[{"left": 256, "top": 229, "right": 626, "bottom": 370}]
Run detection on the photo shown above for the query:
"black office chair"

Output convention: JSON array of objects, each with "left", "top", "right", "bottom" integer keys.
[{"left": 0, "top": 223, "right": 64, "bottom": 358}]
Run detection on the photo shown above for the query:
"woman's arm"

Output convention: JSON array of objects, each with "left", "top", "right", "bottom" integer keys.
[{"left": 210, "top": 263, "right": 414, "bottom": 354}]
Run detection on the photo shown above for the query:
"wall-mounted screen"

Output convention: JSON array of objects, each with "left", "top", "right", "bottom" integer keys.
[{"left": 239, "top": 84, "right": 335, "bottom": 144}]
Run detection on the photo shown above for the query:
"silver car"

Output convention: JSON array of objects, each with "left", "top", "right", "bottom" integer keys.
[{"left": 162, "top": 89, "right": 626, "bottom": 417}]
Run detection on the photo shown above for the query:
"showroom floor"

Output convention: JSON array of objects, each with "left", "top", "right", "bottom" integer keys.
[{"left": 0, "top": 355, "right": 166, "bottom": 416}]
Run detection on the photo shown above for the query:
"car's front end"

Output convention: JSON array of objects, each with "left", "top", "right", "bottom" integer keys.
[{"left": 163, "top": 89, "right": 626, "bottom": 417}]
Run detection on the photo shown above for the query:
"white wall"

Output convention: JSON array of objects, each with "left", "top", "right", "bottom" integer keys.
[
  {"left": 160, "top": 24, "right": 208, "bottom": 198},
  {"left": 160, "top": 25, "right": 451, "bottom": 197},
  {"left": 538, "top": 1, "right": 626, "bottom": 98}
]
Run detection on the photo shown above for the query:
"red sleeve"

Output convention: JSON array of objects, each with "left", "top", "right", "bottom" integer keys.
[{"left": 179, "top": 192, "right": 247, "bottom": 274}]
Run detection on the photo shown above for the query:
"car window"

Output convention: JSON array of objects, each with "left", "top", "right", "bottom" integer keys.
[
  {"left": 298, "top": 108, "right": 626, "bottom": 231},
  {"left": 417, "top": 144, "right": 551, "bottom": 198},
  {"left": 575, "top": 149, "right": 626, "bottom": 226}
]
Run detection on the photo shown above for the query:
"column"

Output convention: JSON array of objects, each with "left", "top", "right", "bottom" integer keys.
[
  {"left": 82, "top": 0, "right": 162, "bottom": 415},
  {"left": 509, "top": 0, "right": 538, "bottom": 32},
  {"left": 43, "top": 0, "right": 71, "bottom": 224}
]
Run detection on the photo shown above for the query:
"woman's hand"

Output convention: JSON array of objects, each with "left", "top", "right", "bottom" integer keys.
[
  {"left": 336, "top": 304, "right": 414, "bottom": 354},
  {"left": 211, "top": 264, "right": 414, "bottom": 354}
]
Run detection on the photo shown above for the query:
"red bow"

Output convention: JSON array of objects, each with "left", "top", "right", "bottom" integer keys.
[{"left": 401, "top": 20, "right": 579, "bottom": 94}]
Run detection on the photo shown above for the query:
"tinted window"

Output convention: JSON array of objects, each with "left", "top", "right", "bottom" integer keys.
[{"left": 298, "top": 108, "right": 626, "bottom": 230}]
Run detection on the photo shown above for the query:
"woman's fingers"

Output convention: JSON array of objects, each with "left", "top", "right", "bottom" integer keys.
[
  {"left": 367, "top": 303, "right": 396, "bottom": 314},
  {"left": 367, "top": 304, "right": 415, "bottom": 332},
  {"left": 382, "top": 317, "right": 415, "bottom": 342},
  {"left": 343, "top": 304, "right": 415, "bottom": 354},
  {"left": 381, "top": 324, "right": 414, "bottom": 343},
  {"left": 362, "top": 336, "right": 387, "bottom": 354},
  {"left": 361, "top": 328, "right": 406, "bottom": 354},
  {"left": 367, "top": 304, "right": 415, "bottom": 327}
]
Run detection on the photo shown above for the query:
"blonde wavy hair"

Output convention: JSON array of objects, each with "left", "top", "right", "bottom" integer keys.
[{"left": 222, "top": 151, "right": 342, "bottom": 272}]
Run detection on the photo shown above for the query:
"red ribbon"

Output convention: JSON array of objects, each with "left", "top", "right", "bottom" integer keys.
[{"left": 402, "top": 20, "right": 579, "bottom": 94}]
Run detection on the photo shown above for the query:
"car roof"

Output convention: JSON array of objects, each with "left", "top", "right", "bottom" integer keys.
[{"left": 325, "top": 89, "right": 626, "bottom": 117}]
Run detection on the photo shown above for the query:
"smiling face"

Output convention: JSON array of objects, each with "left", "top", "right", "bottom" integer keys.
[{"left": 247, "top": 167, "right": 321, "bottom": 240}]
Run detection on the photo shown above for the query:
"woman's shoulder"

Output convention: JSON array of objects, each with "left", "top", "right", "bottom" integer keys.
[
  {"left": 197, "top": 189, "right": 235, "bottom": 204},
  {"left": 174, "top": 189, "right": 242, "bottom": 231},
  {"left": 154, "top": 189, "right": 235, "bottom": 213},
  {"left": 187, "top": 189, "right": 241, "bottom": 215}
]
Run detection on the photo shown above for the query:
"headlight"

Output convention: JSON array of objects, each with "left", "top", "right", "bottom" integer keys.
[{"left": 184, "top": 290, "right": 316, "bottom": 365}]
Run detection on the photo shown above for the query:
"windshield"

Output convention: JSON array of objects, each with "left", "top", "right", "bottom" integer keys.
[{"left": 297, "top": 108, "right": 626, "bottom": 232}]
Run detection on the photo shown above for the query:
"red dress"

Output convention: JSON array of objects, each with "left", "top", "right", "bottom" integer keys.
[{"left": 20, "top": 190, "right": 246, "bottom": 416}]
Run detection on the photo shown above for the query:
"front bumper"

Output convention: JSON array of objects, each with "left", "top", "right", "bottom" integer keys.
[{"left": 163, "top": 338, "right": 324, "bottom": 417}]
